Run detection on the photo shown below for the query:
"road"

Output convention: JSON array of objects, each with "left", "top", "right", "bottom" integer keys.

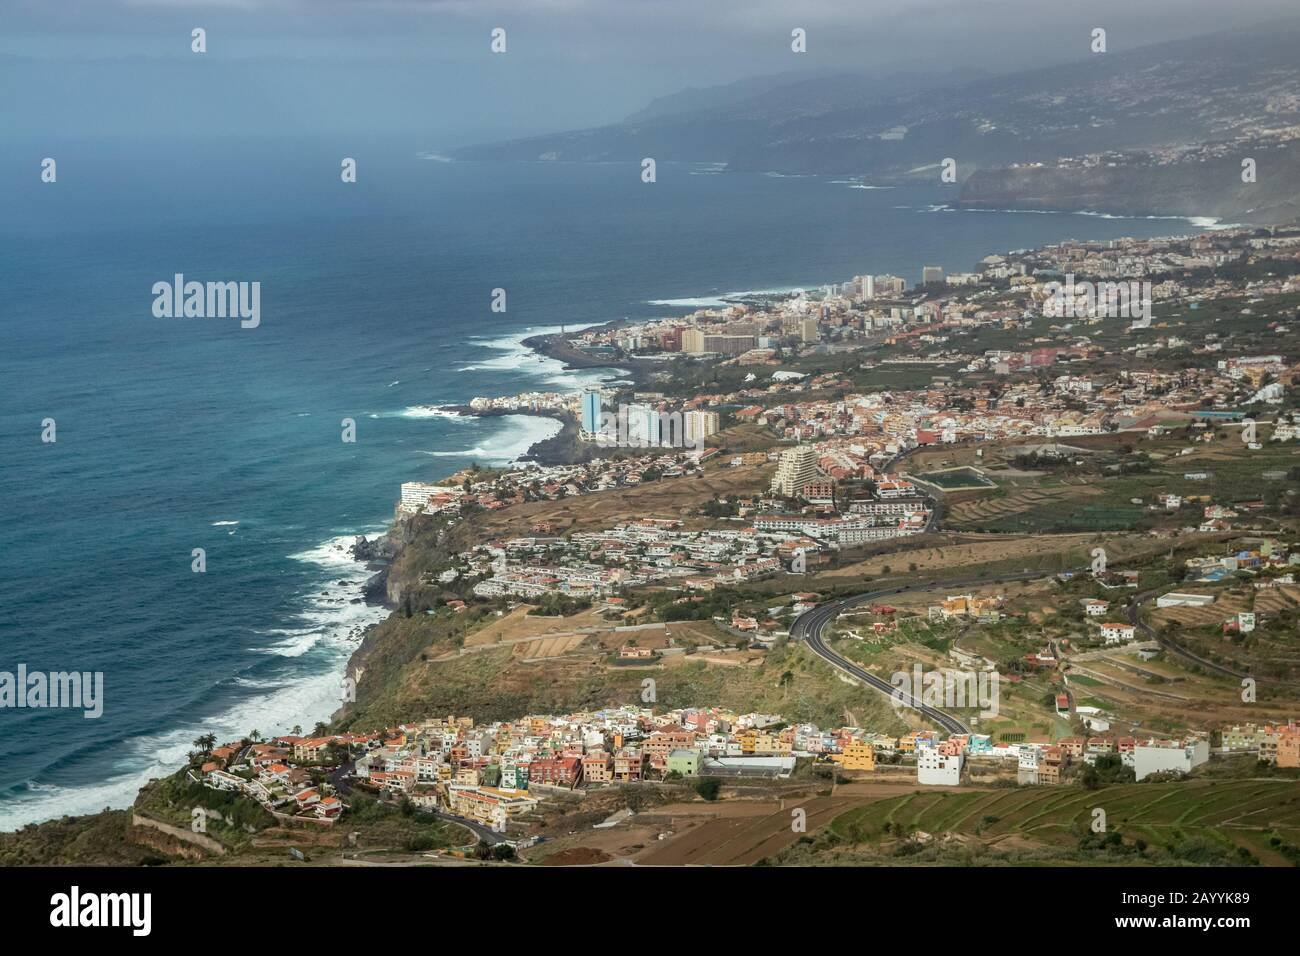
[
  {"left": 790, "top": 569, "right": 1052, "bottom": 735},
  {"left": 1049, "top": 639, "right": 1076, "bottom": 715},
  {"left": 1126, "top": 589, "right": 1251, "bottom": 681}
]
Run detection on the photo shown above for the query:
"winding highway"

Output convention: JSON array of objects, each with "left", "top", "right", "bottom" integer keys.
[
  {"left": 791, "top": 569, "right": 1053, "bottom": 735},
  {"left": 1125, "top": 589, "right": 1239, "bottom": 674},
  {"left": 1125, "top": 588, "right": 1282, "bottom": 685}
]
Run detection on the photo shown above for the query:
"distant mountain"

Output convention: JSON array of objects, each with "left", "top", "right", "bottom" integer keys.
[
  {"left": 451, "top": 20, "right": 1300, "bottom": 223},
  {"left": 452, "top": 64, "right": 998, "bottom": 166},
  {"left": 623, "top": 70, "right": 835, "bottom": 123}
]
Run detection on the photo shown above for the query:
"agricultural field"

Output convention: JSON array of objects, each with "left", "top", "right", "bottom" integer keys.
[
  {"left": 527, "top": 780, "right": 954, "bottom": 867},
  {"left": 1149, "top": 588, "right": 1251, "bottom": 630},
  {"left": 1144, "top": 580, "right": 1300, "bottom": 688},
  {"left": 1061, "top": 643, "right": 1298, "bottom": 734},
  {"left": 910, "top": 466, "right": 997, "bottom": 490},
  {"left": 945, "top": 483, "right": 1104, "bottom": 528},
  {"left": 818, "top": 778, "right": 1300, "bottom": 866},
  {"left": 338, "top": 607, "right": 915, "bottom": 733},
  {"left": 934, "top": 434, "right": 1300, "bottom": 534},
  {"left": 821, "top": 532, "right": 1161, "bottom": 581},
  {"left": 462, "top": 604, "right": 609, "bottom": 647}
]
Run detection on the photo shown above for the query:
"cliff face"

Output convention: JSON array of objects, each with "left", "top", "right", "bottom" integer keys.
[{"left": 958, "top": 146, "right": 1300, "bottom": 224}]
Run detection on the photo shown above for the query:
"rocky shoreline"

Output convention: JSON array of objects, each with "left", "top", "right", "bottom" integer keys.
[
  {"left": 520, "top": 316, "right": 637, "bottom": 372},
  {"left": 440, "top": 320, "right": 648, "bottom": 466},
  {"left": 351, "top": 326, "right": 633, "bottom": 613},
  {"left": 350, "top": 534, "right": 399, "bottom": 607}
]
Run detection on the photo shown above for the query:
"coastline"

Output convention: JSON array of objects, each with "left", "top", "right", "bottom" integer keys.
[
  {"left": 435, "top": 404, "right": 608, "bottom": 467},
  {"left": 0, "top": 531, "right": 389, "bottom": 832},
  {"left": 521, "top": 328, "right": 633, "bottom": 372},
  {"left": 0, "top": 210, "right": 1236, "bottom": 835}
]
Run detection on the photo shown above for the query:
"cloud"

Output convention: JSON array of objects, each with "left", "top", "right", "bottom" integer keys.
[{"left": 3, "top": 0, "right": 1296, "bottom": 145}]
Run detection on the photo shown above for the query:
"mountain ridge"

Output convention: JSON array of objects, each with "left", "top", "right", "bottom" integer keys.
[{"left": 451, "top": 19, "right": 1300, "bottom": 223}]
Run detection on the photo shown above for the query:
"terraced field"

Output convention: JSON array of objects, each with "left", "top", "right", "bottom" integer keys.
[
  {"left": 512, "top": 634, "right": 589, "bottom": 660},
  {"left": 826, "top": 779, "right": 1300, "bottom": 863},
  {"left": 947, "top": 485, "right": 1102, "bottom": 527},
  {"left": 636, "top": 795, "right": 858, "bottom": 866},
  {"left": 911, "top": 467, "right": 996, "bottom": 490},
  {"left": 1151, "top": 590, "right": 1250, "bottom": 628},
  {"left": 1253, "top": 586, "right": 1300, "bottom": 614},
  {"left": 824, "top": 534, "right": 1101, "bottom": 580}
]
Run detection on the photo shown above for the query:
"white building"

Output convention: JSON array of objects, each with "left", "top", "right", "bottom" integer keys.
[
  {"left": 1099, "top": 623, "right": 1136, "bottom": 645},
  {"left": 1133, "top": 738, "right": 1209, "bottom": 781},
  {"left": 624, "top": 404, "right": 662, "bottom": 446},
  {"left": 1155, "top": 591, "right": 1216, "bottom": 608},
  {"left": 683, "top": 409, "right": 720, "bottom": 446},
  {"left": 399, "top": 481, "right": 463, "bottom": 515},
  {"left": 917, "top": 750, "right": 962, "bottom": 786},
  {"left": 1016, "top": 746, "right": 1041, "bottom": 772}
]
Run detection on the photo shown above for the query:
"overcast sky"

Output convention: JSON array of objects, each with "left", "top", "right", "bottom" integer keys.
[{"left": 3, "top": 0, "right": 1296, "bottom": 147}]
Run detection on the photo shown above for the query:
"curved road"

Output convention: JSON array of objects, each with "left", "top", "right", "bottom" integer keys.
[
  {"left": 1126, "top": 589, "right": 1253, "bottom": 681},
  {"left": 791, "top": 569, "right": 1053, "bottom": 735}
]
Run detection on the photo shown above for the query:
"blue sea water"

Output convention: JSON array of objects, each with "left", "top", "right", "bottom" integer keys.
[{"left": 0, "top": 140, "right": 1207, "bottom": 827}]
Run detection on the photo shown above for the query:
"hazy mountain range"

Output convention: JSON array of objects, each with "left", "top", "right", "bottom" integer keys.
[{"left": 453, "top": 20, "right": 1300, "bottom": 223}]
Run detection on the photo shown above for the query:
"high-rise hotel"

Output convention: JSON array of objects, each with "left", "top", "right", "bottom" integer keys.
[
  {"left": 770, "top": 444, "right": 820, "bottom": 498},
  {"left": 581, "top": 389, "right": 602, "bottom": 435}
]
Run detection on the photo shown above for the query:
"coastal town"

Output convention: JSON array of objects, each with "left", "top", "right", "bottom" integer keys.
[
  {"left": 13, "top": 3, "right": 1300, "bottom": 931},
  {"left": 383, "top": 223, "right": 1299, "bottom": 610},
  {"left": 189, "top": 707, "right": 1300, "bottom": 841},
  {"left": 6, "top": 208, "right": 1251, "bottom": 876},
  {"left": 125, "top": 220, "right": 1299, "bottom": 868},
  {"left": 9, "top": 205, "right": 1300, "bottom": 874}
]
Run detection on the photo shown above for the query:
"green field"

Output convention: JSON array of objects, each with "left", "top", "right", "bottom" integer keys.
[{"left": 826, "top": 779, "right": 1300, "bottom": 864}]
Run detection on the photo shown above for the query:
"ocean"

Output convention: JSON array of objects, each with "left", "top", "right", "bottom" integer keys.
[{"left": 0, "top": 140, "right": 1209, "bottom": 828}]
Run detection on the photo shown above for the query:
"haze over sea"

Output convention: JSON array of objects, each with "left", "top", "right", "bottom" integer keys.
[{"left": 0, "top": 139, "right": 1204, "bottom": 828}]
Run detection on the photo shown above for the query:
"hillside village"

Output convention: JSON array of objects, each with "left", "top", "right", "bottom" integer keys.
[{"left": 191, "top": 706, "right": 1300, "bottom": 844}]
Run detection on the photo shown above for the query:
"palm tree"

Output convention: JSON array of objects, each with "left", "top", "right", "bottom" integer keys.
[
  {"left": 249, "top": 729, "right": 263, "bottom": 742},
  {"left": 193, "top": 733, "right": 217, "bottom": 754},
  {"left": 291, "top": 725, "right": 303, "bottom": 737}
]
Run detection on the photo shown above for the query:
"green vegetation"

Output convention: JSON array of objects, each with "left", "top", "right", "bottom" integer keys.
[
  {"left": 810, "top": 778, "right": 1300, "bottom": 866},
  {"left": 0, "top": 811, "right": 165, "bottom": 867},
  {"left": 336, "top": 614, "right": 913, "bottom": 733},
  {"left": 693, "top": 778, "right": 722, "bottom": 801},
  {"left": 527, "top": 594, "right": 592, "bottom": 616},
  {"left": 134, "top": 772, "right": 276, "bottom": 846},
  {"left": 348, "top": 793, "right": 470, "bottom": 853}
]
